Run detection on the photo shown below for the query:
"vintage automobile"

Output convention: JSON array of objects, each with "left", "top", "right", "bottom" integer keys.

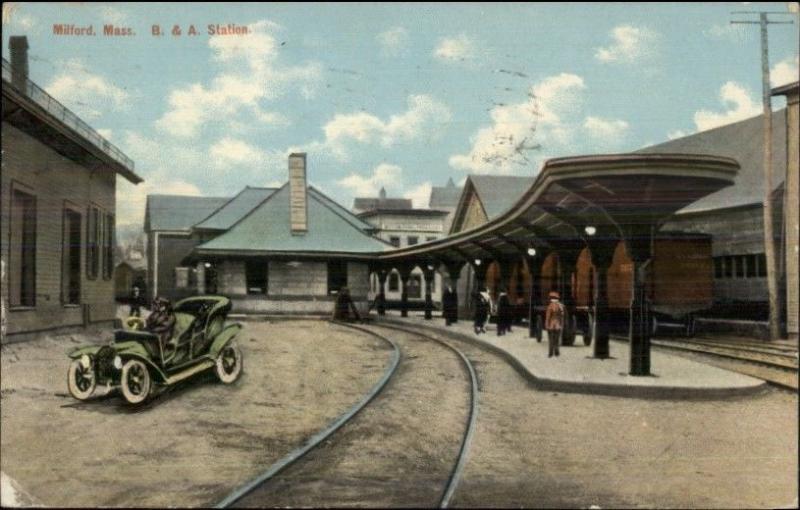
[{"left": 66, "top": 296, "right": 243, "bottom": 404}]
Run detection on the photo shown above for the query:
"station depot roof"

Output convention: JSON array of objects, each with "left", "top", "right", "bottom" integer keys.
[
  {"left": 191, "top": 183, "right": 392, "bottom": 258},
  {"left": 373, "top": 153, "right": 739, "bottom": 266}
]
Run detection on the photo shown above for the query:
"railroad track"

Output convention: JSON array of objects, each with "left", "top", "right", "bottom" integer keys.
[
  {"left": 215, "top": 320, "right": 478, "bottom": 508},
  {"left": 646, "top": 338, "right": 798, "bottom": 391}
]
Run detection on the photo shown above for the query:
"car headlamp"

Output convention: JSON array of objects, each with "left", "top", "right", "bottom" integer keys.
[
  {"left": 113, "top": 356, "right": 123, "bottom": 370},
  {"left": 80, "top": 354, "right": 91, "bottom": 369}
]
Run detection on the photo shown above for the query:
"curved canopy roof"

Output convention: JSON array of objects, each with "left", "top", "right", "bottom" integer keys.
[{"left": 375, "top": 153, "right": 739, "bottom": 265}]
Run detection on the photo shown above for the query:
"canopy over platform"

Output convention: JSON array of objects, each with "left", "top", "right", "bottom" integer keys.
[
  {"left": 376, "top": 154, "right": 739, "bottom": 264},
  {"left": 372, "top": 153, "right": 739, "bottom": 376}
]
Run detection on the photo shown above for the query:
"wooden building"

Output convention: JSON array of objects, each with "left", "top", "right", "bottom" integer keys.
[{"left": 1, "top": 37, "right": 142, "bottom": 341}]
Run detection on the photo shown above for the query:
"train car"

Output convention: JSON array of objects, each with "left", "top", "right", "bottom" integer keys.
[
  {"left": 481, "top": 232, "right": 713, "bottom": 341},
  {"left": 570, "top": 231, "right": 713, "bottom": 339}
]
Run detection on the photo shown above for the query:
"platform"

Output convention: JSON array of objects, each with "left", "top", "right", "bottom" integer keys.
[{"left": 375, "top": 312, "right": 768, "bottom": 399}]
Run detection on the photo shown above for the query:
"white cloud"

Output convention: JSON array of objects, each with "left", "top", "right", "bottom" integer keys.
[
  {"left": 595, "top": 25, "right": 658, "bottom": 63},
  {"left": 45, "top": 59, "right": 130, "bottom": 119},
  {"left": 337, "top": 163, "right": 403, "bottom": 197},
  {"left": 582, "top": 116, "right": 629, "bottom": 146},
  {"left": 404, "top": 181, "right": 433, "bottom": 208},
  {"left": 433, "top": 34, "right": 475, "bottom": 62},
  {"left": 771, "top": 55, "right": 799, "bottom": 87},
  {"left": 377, "top": 26, "right": 409, "bottom": 56},
  {"left": 693, "top": 81, "right": 761, "bottom": 132},
  {"left": 2, "top": 5, "right": 36, "bottom": 32},
  {"left": 100, "top": 6, "right": 129, "bottom": 25},
  {"left": 449, "top": 73, "right": 588, "bottom": 174},
  {"left": 155, "top": 19, "right": 321, "bottom": 138},
  {"left": 96, "top": 128, "right": 113, "bottom": 140},
  {"left": 703, "top": 23, "right": 748, "bottom": 41},
  {"left": 667, "top": 129, "right": 688, "bottom": 140},
  {"left": 322, "top": 94, "right": 451, "bottom": 160}
]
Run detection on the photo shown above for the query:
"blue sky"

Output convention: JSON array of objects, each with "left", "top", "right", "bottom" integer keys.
[{"left": 3, "top": 2, "right": 799, "bottom": 229}]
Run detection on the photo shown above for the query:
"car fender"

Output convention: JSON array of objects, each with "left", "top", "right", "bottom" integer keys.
[
  {"left": 67, "top": 345, "right": 104, "bottom": 359},
  {"left": 209, "top": 323, "right": 242, "bottom": 358}
]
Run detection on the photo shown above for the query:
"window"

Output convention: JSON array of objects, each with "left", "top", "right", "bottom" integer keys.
[
  {"left": 735, "top": 255, "right": 745, "bottom": 278},
  {"left": 10, "top": 189, "right": 37, "bottom": 307},
  {"left": 407, "top": 274, "right": 422, "bottom": 298},
  {"left": 246, "top": 260, "right": 268, "bottom": 294},
  {"left": 327, "top": 260, "right": 348, "bottom": 295},
  {"left": 407, "top": 236, "right": 419, "bottom": 246},
  {"left": 63, "top": 208, "right": 81, "bottom": 304},
  {"left": 428, "top": 273, "right": 436, "bottom": 293},
  {"left": 86, "top": 206, "right": 100, "bottom": 279},
  {"left": 388, "top": 272, "right": 399, "bottom": 291},
  {"left": 174, "top": 267, "right": 190, "bottom": 289},
  {"left": 389, "top": 236, "right": 401, "bottom": 247},
  {"left": 758, "top": 254, "right": 767, "bottom": 277},
  {"left": 746, "top": 254, "right": 757, "bottom": 278},
  {"left": 714, "top": 257, "right": 723, "bottom": 279},
  {"left": 103, "top": 213, "right": 114, "bottom": 280},
  {"left": 724, "top": 256, "right": 734, "bottom": 278}
]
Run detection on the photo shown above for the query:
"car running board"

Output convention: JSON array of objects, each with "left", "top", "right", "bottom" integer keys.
[{"left": 165, "top": 359, "right": 215, "bottom": 385}]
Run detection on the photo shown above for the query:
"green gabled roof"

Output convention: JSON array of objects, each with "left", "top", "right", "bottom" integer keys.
[
  {"left": 145, "top": 194, "right": 229, "bottom": 232},
  {"left": 193, "top": 187, "right": 277, "bottom": 231},
  {"left": 196, "top": 185, "right": 392, "bottom": 254},
  {"left": 308, "top": 185, "right": 377, "bottom": 232}
]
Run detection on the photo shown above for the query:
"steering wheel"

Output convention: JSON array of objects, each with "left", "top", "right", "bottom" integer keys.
[{"left": 125, "top": 317, "right": 146, "bottom": 331}]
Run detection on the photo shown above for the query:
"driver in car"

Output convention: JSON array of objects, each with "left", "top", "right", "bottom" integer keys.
[{"left": 146, "top": 297, "right": 177, "bottom": 344}]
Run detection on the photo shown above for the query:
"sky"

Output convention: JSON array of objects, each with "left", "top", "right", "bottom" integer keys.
[{"left": 2, "top": 2, "right": 799, "bottom": 231}]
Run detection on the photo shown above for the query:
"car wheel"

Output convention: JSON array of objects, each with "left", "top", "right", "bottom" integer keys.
[
  {"left": 215, "top": 343, "right": 243, "bottom": 384},
  {"left": 67, "top": 358, "right": 96, "bottom": 400},
  {"left": 120, "top": 359, "right": 152, "bottom": 404}
]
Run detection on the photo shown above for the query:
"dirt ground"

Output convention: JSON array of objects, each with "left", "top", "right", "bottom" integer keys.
[
  {"left": 0, "top": 320, "right": 393, "bottom": 507},
  {"left": 425, "top": 330, "right": 798, "bottom": 509},
  {"left": 233, "top": 326, "right": 471, "bottom": 508}
]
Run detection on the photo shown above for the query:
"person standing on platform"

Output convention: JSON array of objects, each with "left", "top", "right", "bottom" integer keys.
[
  {"left": 545, "top": 291, "right": 564, "bottom": 357},
  {"left": 473, "top": 288, "right": 489, "bottom": 334},
  {"left": 442, "top": 284, "right": 458, "bottom": 326},
  {"left": 496, "top": 287, "right": 512, "bottom": 336}
]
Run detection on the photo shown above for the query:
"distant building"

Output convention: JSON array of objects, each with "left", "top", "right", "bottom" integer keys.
[
  {"left": 114, "top": 259, "right": 147, "bottom": 301},
  {"left": 353, "top": 187, "right": 449, "bottom": 307},
  {"left": 1, "top": 36, "right": 142, "bottom": 341},
  {"left": 428, "top": 177, "right": 462, "bottom": 233},
  {"left": 772, "top": 82, "right": 799, "bottom": 340},
  {"left": 449, "top": 175, "right": 535, "bottom": 233},
  {"left": 638, "top": 107, "right": 792, "bottom": 329},
  {"left": 146, "top": 154, "right": 392, "bottom": 315},
  {"left": 144, "top": 194, "right": 229, "bottom": 302}
]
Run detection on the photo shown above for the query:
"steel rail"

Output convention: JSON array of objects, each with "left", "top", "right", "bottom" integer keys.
[
  {"left": 649, "top": 340, "right": 798, "bottom": 371},
  {"left": 362, "top": 321, "right": 479, "bottom": 509},
  {"left": 214, "top": 320, "right": 401, "bottom": 508}
]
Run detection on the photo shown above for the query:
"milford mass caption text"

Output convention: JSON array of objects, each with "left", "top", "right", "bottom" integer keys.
[{"left": 53, "top": 23, "right": 250, "bottom": 37}]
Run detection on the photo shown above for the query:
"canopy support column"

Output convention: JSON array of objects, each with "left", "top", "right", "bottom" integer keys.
[
  {"left": 587, "top": 238, "right": 617, "bottom": 359},
  {"left": 376, "top": 268, "right": 388, "bottom": 316},
  {"left": 557, "top": 245, "right": 581, "bottom": 346},
  {"left": 423, "top": 263, "right": 435, "bottom": 320},
  {"left": 624, "top": 226, "right": 653, "bottom": 376},
  {"left": 398, "top": 263, "right": 413, "bottom": 318},
  {"left": 526, "top": 252, "right": 545, "bottom": 341}
]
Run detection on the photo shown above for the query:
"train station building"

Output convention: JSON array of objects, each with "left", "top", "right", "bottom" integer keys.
[{"left": 1, "top": 37, "right": 142, "bottom": 341}]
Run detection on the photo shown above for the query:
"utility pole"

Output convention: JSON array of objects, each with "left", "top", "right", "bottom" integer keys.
[{"left": 731, "top": 10, "right": 794, "bottom": 341}]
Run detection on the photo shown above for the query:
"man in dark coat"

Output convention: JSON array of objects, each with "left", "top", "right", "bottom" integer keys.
[
  {"left": 496, "top": 287, "right": 513, "bottom": 336},
  {"left": 333, "top": 287, "right": 362, "bottom": 322},
  {"left": 442, "top": 285, "right": 458, "bottom": 326},
  {"left": 129, "top": 286, "right": 145, "bottom": 317},
  {"left": 146, "top": 297, "right": 176, "bottom": 344},
  {"left": 473, "top": 288, "right": 489, "bottom": 334}
]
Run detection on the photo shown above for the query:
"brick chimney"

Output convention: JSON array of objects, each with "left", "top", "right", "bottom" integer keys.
[
  {"left": 288, "top": 153, "right": 308, "bottom": 235},
  {"left": 9, "top": 36, "right": 29, "bottom": 91}
]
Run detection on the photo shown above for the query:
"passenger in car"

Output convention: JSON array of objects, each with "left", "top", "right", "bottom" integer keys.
[{"left": 146, "top": 297, "right": 177, "bottom": 344}]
